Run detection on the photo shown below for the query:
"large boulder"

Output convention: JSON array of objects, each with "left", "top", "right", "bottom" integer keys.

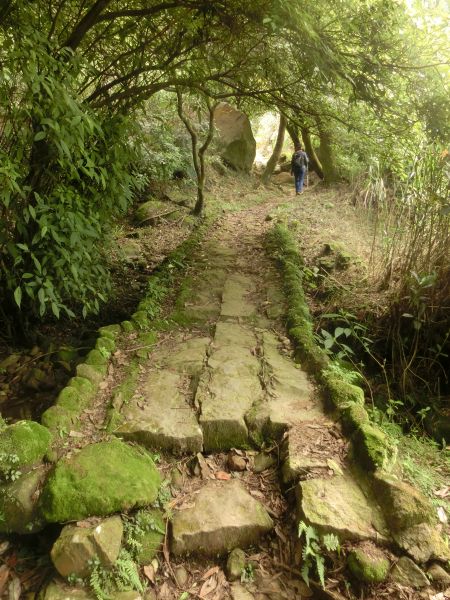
[
  {"left": 214, "top": 103, "right": 256, "bottom": 172},
  {"left": 51, "top": 516, "right": 123, "bottom": 577},
  {"left": 40, "top": 439, "right": 161, "bottom": 522}
]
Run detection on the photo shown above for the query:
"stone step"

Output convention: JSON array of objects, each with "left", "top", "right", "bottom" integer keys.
[
  {"left": 220, "top": 274, "right": 258, "bottom": 319},
  {"left": 296, "top": 471, "right": 390, "bottom": 543},
  {"left": 196, "top": 322, "right": 263, "bottom": 451},
  {"left": 171, "top": 480, "right": 273, "bottom": 556},
  {"left": 262, "top": 331, "right": 318, "bottom": 434},
  {"left": 116, "top": 336, "right": 209, "bottom": 455},
  {"left": 116, "top": 370, "right": 203, "bottom": 455}
]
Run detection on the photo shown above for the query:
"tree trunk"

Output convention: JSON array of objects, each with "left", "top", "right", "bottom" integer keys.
[
  {"left": 301, "top": 127, "right": 324, "bottom": 179},
  {"left": 317, "top": 122, "right": 339, "bottom": 184},
  {"left": 286, "top": 122, "right": 301, "bottom": 148},
  {"left": 262, "top": 114, "right": 287, "bottom": 184},
  {"left": 176, "top": 89, "right": 216, "bottom": 215}
]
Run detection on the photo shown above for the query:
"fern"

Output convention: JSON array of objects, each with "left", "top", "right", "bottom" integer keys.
[
  {"left": 323, "top": 533, "right": 340, "bottom": 553},
  {"left": 298, "top": 521, "right": 340, "bottom": 588},
  {"left": 114, "top": 550, "right": 143, "bottom": 593}
]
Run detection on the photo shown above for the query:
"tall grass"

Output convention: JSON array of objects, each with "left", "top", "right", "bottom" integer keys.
[{"left": 356, "top": 147, "right": 450, "bottom": 413}]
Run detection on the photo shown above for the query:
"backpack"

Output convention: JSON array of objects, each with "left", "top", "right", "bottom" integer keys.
[{"left": 293, "top": 151, "right": 306, "bottom": 169}]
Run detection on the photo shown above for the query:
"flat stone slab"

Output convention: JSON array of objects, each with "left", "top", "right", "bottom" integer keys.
[
  {"left": 297, "top": 472, "right": 389, "bottom": 542},
  {"left": 117, "top": 370, "right": 203, "bottom": 455},
  {"left": 197, "top": 323, "right": 262, "bottom": 451},
  {"left": 161, "top": 336, "right": 210, "bottom": 376},
  {"left": 171, "top": 480, "right": 273, "bottom": 556},
  {"left": 262, "top": 333, "right": 318, "bottom": 433},
  {"left": 220, "top": 274, "right": 257, "bottom": 318}
]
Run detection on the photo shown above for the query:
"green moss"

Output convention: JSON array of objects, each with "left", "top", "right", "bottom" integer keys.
[
  {"left": 121, "top": 320, "right": 135, "bottom": 333},
  {"left": 68, "top": 376, "right": 94, "bottom": 397},
  {"left": 353, "top": 423, "right": 396, "bottom": 471},
  {"left": 85, "top": 349, "right": 108, "bottom": 366},
  {"left": 41, "top": 406, "right": 78, "bottom": 433},
  {"left": 373, "top": 471, "right": 434, "bottom": 531},
  {"left": 137, "top": 331, "right": 158, "bottom": 347},
  {"left": 105, "top": 408, "right": 125, "bottom": 433},
  {"left": 76, "top": 362, "right": 105, "bottom": 385},
  {"left": 40, "top": 439, "right": 161, "bottom": 522},
  {"left": 320, "top": 369, "right": 365, "bottom": 409},
  {"left": 98, "top": 324, "right": 122, "bottom": 340},
  {"left": 348, "top": 547, "right": 390, "bottom": 583},
  {"left": 341, "top": 402, "right": 369, "bottom": 433},
  {"left": 0, "top": 421, "right": 52, "bottom": 476},
  {"left": 131, "top": 509, "right": 165, "bottom": 564},
  {"left": 96, "top": 336, "right": 116, "bottom": 355},
  {"left": 54, "top": 387, "right": 81, "bottom": 412},
  {"left": 289, "top": 325, "right": 329, "bottom": 371},
  {"left": 132, "top": 311, "right": 150, "bottom": 330}
]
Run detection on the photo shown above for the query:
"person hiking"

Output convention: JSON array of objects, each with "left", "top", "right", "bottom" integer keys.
[{"left": 290, "top": 144, "right": 309, "bottom": 195}]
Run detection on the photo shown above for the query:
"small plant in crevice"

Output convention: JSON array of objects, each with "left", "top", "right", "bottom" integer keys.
[
  {"left": 298, "top": 521, "right": 340, "bottom": 588},
  {"left": 89, "top": 549, "right": 143, "bottom": 600},
  {"left": 240, "top": 563, "right": 255, "bottom": 583},
  {"left": 123, "top": 509, "right": 165, "bottom": 561}
]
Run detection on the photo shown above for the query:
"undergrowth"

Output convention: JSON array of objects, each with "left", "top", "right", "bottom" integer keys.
[{"left": 372, "top": 410, "right": 450, "bottom": 508}]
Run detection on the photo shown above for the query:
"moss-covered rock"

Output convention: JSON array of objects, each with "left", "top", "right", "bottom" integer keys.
[
  {"left": 341, "top": 402, "right": 369, "bottom": 433},
  {"left": 76, "top": 363, "right": 105, "bottom": 385},
  {"left": 41, "top": 405, "right": 78, "bottom": 433},
  {"left": 288, "top": 325, "right": 329, "bottom": 372},
  {"left": 85, "top": 349, "right": 108, "bottom": 366},
  {"left": 390, "top": 556, "right": 429, "bottom": 588},
  {"left": 68, "top": 376, "right": 95, "bottom": 397},
  {"left": 96, "top": 336, "right": 115, "bottom": 355},
  {"left": 40, "top": 439, "right": 161, "bottom": 522},
  {"left": 121, "top": 320, "right": 135, "bottom": 333},
  {"left": 373, "top": 471, "right": 434, "bottom": 532},
  {"left": 0, "top": 466, "right": 47, "bottom": 533},
  {"left": 348, "top": 543, "right": 390, "bottom": 583},
  {"left": 131, "top": 311, "right": 150, "bottom": 330},
  {"left": 0, "top": 421, "right": 52, "bottom": 476},
  {"left": 320, "top": 369, "right": 365, "bottom": 409},
  {"left": 98, "top": 324, "right": 122, "bottom": 340},
  {"left": 352, "top": 423, "right": 397, "bottom": 471}
]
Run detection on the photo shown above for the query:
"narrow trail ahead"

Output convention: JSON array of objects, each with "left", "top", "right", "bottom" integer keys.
[
  {"left": 78, "top": 199, "right": 388, "bottom": 598},
  {"left": 10, "top": 193, "right": 446, "bottom": 600}
]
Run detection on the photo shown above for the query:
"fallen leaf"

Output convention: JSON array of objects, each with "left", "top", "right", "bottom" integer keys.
[
  {"left": 143, "top": 564, "right": 155, "bottom": 584},
  {"left": 99, "top": 381, "right": 109, "bottom": 390},
  {"left": 215, "top": 471, "right": 231, "bottom": 481},
  {"left": 201, "top": 566, "right": 219, "bottom": 580},
  {"left": 0, "top": 565, "right": 9, "bottom": 595},
  {"left": 437, "top": 506, "right": 447, "bottom": 524},
  {"left": 326, "top": 459, "right": 343, "bottom": 476},
  {"left": 69, "top": 430, "right": 84, "bottom": 438},
  {"left": 199, "top": 575, "right": 217, "bottom": 598},
  {"left": 8, "top": 577, "right": 21, "bottom": 600},
  {"left": 434, "top": 487, "right": 450, "bottom": 498}
]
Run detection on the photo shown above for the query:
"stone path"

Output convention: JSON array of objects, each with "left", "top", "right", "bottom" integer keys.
[
  {"left": 13, "top": 199, "right": 446, "bottom": 599},
  {"left": 104, "top": 206, "right": 393, "bottom": 590}
]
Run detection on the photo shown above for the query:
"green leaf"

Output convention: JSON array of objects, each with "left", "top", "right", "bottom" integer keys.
[
  {"left": 34, "top": 131, "right": 46, "bottom": 141},
  {"left": 14, "top": 286, "right": 22, "bottom": 307},
  {"left": 51, "top": 302, "right": 60, "bottom": 318}
]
